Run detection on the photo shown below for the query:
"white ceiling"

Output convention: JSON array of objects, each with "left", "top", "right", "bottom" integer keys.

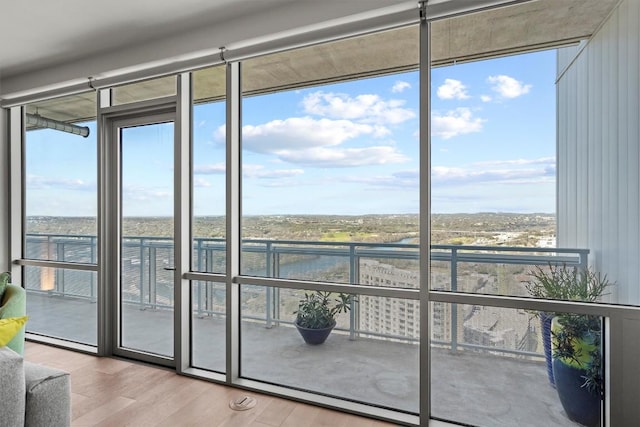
[
  {"left": 0, "top": 0, "right": 411, "bottom": 78},
  {"left": 0, "top": 0, "right": 292, "bottom": 75},
  {"left": 0, "top": 0, "right": 620, "bottom": 101}
]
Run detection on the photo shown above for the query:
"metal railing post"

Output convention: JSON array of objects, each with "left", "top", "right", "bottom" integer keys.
[
  {"left": 139, "top": 239, "right": 145, "bottom": 308},
  {"left": 579, "top": 248, "right": 589, "bottom": 271},
  {"left": 451, "top": 247, "right": 458, "bottom": 353},
  {"left": 266, "top": 242, "right": 273, "bottom": 328},
  {"left": 56, "top": 241, "right": 65, "bottom": 294},
  {"left": 196, "top": 239, "right": 203, "bottom": 315},
  {"left": 149, "top": 246, "right": 157, "bottom": 308},
  {"left": 90, "top": 236, "right": 96, "bottom": 302},
  {"left": 274, "top": 287, "right": 281, "bottom": 327},
  {"left": 349, "top": 244, "right": 357, "bottom": 340}
]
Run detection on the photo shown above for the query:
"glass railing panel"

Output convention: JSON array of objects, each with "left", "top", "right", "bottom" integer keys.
[
  {"left": 431, "top": 303, "right": 604, "bottom": 427},
  {"left": 191, "top": 280, "right": 226, "bottom": 373},
  {"left": 121, "top": 237, "right": 174, "bottom": 308},
  {"left": 192, "top": 238, "right": 226, "bottom": 273},
  {"left": 241, "top": 243, "right": 269, "bottom": 277},
  {"left": 359, "top": 253, "right": 419, "bottom": 290},
  {"left": 240, "top": 285, "right": 419, "bottom": 413},
  {"left": 25, "top": 266, "right": 97, "bottom": 346},
  {"left": 275, "top": 252, "right": 350, "bottom": 283},
  {"left": 119, "top": 236, "right": 174, "bottom": 356},
  {"left": 25, "top": 235, "right": 97, "bottom": 264},
  {"left": 428, "top": 246, "right": 601, "bottom": 302}
]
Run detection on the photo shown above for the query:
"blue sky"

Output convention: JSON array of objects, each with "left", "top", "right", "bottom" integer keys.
[{"left": 25, "top": 49, "right": 556, "bottom": 217}]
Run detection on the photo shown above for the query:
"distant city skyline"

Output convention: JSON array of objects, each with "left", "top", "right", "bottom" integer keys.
[{"left": 25, "top": 49, "right": 556, "bottom": 217}]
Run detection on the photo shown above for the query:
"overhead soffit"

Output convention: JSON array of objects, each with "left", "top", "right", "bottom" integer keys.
[{"left": 26, "top": 0, "right": 618, "bottom": 125}]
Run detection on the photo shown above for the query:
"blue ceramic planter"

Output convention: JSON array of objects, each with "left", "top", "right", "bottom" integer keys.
[
  {"left": 551, "top": 317, "right": 601, "bottom": 427},
  {"left": 552, "top": 358, "right": 601, "bottom": 427},
  {"left": 295, "top": 320, "right": 336, "bottom": 345}
]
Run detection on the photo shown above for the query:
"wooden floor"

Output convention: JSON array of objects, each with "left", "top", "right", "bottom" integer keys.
[{"left": 25, "top": 342, "right": 396, "bottom": 427}]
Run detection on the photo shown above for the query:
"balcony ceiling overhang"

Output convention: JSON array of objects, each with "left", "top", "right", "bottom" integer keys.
[{"left": 15, "top": 0, "right": 618, "bottom": 125}]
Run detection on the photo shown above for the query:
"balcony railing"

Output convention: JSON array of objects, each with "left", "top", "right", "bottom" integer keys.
[{"left": 23, "top": 233, "right": 588, "bottom": 358}]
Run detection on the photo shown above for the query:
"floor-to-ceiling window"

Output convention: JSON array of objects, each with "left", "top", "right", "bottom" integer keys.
[
  {"left": 22, "top": 92, "right": 98, "bottom": 346},
  {"left": 13, "top": 1, "right": 638, "bottom": 425},
  {"left": 236, "top": 26, "right": 421, "bottom": 413},
  {"left": 190, "top": 65, "right": 227, "bottom": 373},
  {"left": 426, "top": 5, "right": 607, "bottom": 427}
]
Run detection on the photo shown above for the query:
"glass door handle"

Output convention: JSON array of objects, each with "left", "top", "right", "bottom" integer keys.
[{"left": 163, "top": 267, "right": 176, "bottom": 271}]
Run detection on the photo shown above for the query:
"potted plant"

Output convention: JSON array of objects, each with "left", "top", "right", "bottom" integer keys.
[
  {"left": 525, "top": 265, "right": 569, "bottom": 387},
  {"left": 527, "top": 264, "right": 611, "bottom": 427},
  {"left": 293, "top": 291, "right": 352, "bottom": 345}
]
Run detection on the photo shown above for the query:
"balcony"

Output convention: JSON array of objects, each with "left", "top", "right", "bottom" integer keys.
[{"left": 24, "top": 234, "right": 589, "bottom": 426}]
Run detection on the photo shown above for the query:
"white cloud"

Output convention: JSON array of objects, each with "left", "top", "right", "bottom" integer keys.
[
  {"left": 432, "top": 157, "right": 555, "bottom": 186},
  {"left": 487, "top": 75, "right": 531, "bottom": 99},
  {"left": 195, "top": 161, "right": 305, "bottom": 180},
  {"left": 233, "top": 117, "right": 387, "bottom": 155},
  {"left": 480, "top": 95, "right": 492, "bottom": 103},
  {"left": 193, "top": 177, "right": 212, "bottom": 188},
  {"left": 302, "top": 91, "right": 415, "bottom": 125},
  {"left": 122, "top": 184, "right": 171, "bottom": 202},
  {"left": 215, "top": 91, "right": 415, "bottom": 169},
  {"left": 234, "top": 117, "right": 409, "bottom": 167},
  {"left": 345, "top": 170, "right": 418, "bottom": 188},
  {"left": 26, "top": 175, "right": 94, "bottom": 191},
  {"left": 243, "top": 164, "right": 305, "bottom": 179},
  {"left": 432, "top": 108, "right": 485, "bottom": 139},
  {"left": 278, "top": 146, "right": 409, "bottom": 167},
  {"left": 194, "top": 163, "right": 225, "bottom": 174},
  {"left": 437, "top": 79, "right": 470, "bottom": 100},
  {"left": 391, "top": 81, "right": 411, "bottom": 93},
  {"left": 474, "top": 157, "right": 555, "bottom": 167}
]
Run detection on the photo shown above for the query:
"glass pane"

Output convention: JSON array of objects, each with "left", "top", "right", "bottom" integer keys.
[
  {"left": 241, "top": 27, "right": 420, "bottom": 287},
  {"left": 25, "top": 93, "right": 97, "bottom": 262},
  {"left": 192, "top": 65, "right": 227, "bottom": 273},
  {"left": 25, "top": 266, "right": 97, "bottom": 346},
  {"left": 191, "top": 280, "right": 225, "bottom": 373},
  {"left": 431, "top": 303, "right": 603, "bottom": 427},
  {"left": 112, "top": 76, "right": 176, "bottom": 105},
  {"left": 120, "top": 121, "right": 174, "bottom": 357},
  {"left": 23, "top": 93, "right": 97, "bottom": 346},
  {"left": 427, "top": 45, "right": 613, "bottom": 303},
  {"left": 241, "top": 285, "right": 419, "bottom": 413}
]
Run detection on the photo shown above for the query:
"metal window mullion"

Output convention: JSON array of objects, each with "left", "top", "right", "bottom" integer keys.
[
  {"left": 418, "top": 5, "right": 431, "bottom": 426},
  {"left": 14, "top": 259, "right": 98, "bottom": 271},
  {"left": 226, "top": 61, "right": 242, "bottom": 383},
  {"left": 175, "top": 72, "right": 192, "bottom": 373},
  {"left": 429, "top": 290, "right": 640, "bottom": 319},
  {"left": 97, "top": 88, "right": 117, "bottom": 356},
  {"left": 9, "top": 107, "right": 24, "bottom": 284}
]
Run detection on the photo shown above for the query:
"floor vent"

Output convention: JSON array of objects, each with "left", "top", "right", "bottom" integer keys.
[{"left": 229, "top": 395, "right": 257, "bottom": 411}]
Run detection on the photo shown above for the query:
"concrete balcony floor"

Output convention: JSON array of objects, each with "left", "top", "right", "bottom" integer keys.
[{"left": 26, "top": 292, "right": 582, "bottom": 426}]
